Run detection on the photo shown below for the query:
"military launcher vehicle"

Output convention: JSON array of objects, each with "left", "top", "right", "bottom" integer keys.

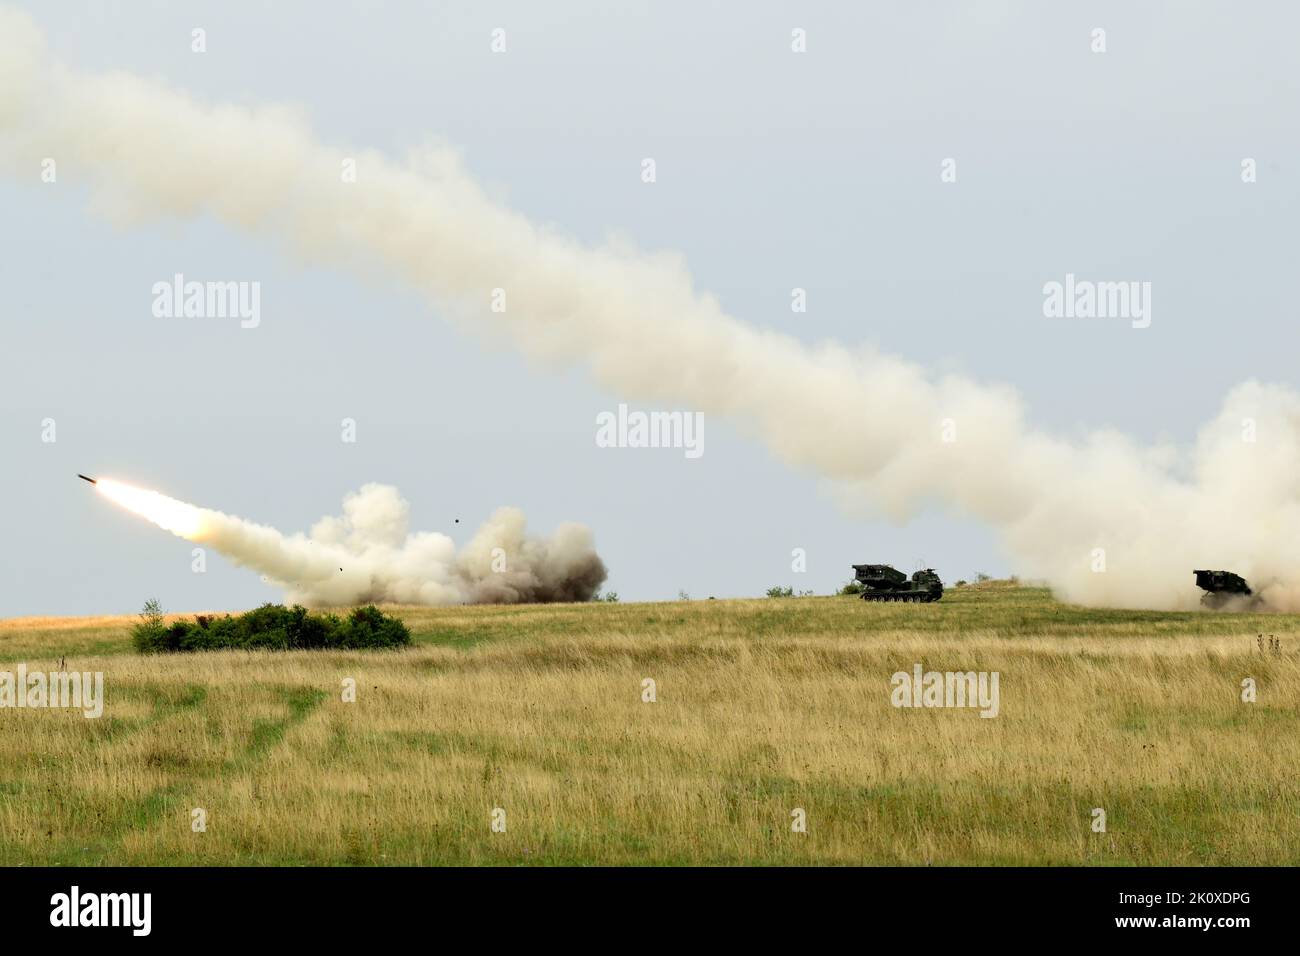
[
  {"left": 852, "top": 564, "right": 944, "bottom": 603},
  {"left": 1194, "top": 569, "right": 1255, "bottom": 609}
]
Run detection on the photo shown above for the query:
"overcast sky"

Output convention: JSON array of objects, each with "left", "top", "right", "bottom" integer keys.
[{"left": 1, "top": 1, "right": 1296, "bottom": 616}]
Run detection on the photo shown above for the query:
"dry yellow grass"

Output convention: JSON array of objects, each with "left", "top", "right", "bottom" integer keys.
[{"left": 1, "top": 585, "right": 1297, "bottom": 865}]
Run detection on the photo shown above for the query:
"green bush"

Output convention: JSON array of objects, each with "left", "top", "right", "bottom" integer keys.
[
  {"left": 132, "top": 601, "right": 410, "bottom": 653},
  {"left": 335, "top": 604, "right": 413, "bottom": 649},
  {"left": 766, "top": 586, "right": 794, "bottom": 598},
  {"left": 131, "top": 599, "right": 167, "bottom": 652}
]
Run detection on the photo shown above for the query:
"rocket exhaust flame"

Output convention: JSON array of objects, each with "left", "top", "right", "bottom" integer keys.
[
  {"left": 88, "top": 479, "right": 607, "bottom": 607},
  {"left": 95, "top": 479, "right": 209, "bottom": 540}
]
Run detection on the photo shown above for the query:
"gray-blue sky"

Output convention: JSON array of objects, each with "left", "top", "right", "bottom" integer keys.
[{"left": 1, "top": 1, "right": 1296, "bottom": 615}]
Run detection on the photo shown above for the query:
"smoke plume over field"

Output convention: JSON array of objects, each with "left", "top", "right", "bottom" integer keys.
[
  {"left": 96, "top": 479, "right": 607, "bottom": 606},
  {"left": 5, "top": 7, "right": 1299, "bottom": 610}
]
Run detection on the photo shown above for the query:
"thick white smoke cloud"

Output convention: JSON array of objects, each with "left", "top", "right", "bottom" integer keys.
[
  {"left": 6, "top": 8, "right": 1299, "bottom": 610},
  {"left": 223, "top": 484, "right": 607, "bottom": 606},
  {"left": 98, "top": 479, "right": 607, "bottom": 606}
]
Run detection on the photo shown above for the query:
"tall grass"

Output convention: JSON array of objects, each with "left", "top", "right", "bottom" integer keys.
[{"left": 1, "top": 583, "right": 1297, "bottom": 865}]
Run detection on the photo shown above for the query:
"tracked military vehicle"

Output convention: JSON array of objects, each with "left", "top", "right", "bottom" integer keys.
[
  {"left": 853, "top": 564, "right": 944, "bottom": 603},
  {"left": 1194, "top": 569, "right": 1255, "bottom": 609}
]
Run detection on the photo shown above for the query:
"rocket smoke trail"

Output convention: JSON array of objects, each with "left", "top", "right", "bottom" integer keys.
[
  {"left": 7, "top": 7, "right": 1300, "bottom": 610},
  {"left": 93, "top": 479, "right": 607, "bottom": 606}
]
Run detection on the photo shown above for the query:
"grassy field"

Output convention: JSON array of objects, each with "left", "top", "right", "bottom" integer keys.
[{"left": 1, "top": 581, "right": 1298, "bottom": 866}]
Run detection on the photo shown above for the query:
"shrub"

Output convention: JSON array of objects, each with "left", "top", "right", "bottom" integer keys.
[
  {"left": 766, "top": 586, "right": 794, "bottom": 598},
  {"left": 335, "top": 605, "right": 412, "bottom": 649},
  {"left": 130, "top": 599, "right": 168, "bottom": 653},
  {"left": 839, "top": 581, "right": 864, "bottom": 596},
  {"left": 133, "top": 602, "right": 410, "bottom": 653}
]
